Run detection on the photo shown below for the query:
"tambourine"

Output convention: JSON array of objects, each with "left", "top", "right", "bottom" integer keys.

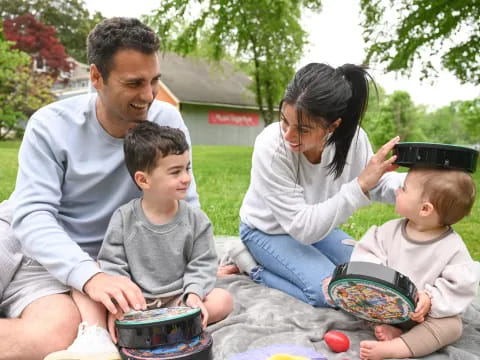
[
  {"left": 119, "top": 332, "right": 212, "bottom": 360},
  {"left": 328, "top": 262, "right": 417, "bottom": 324},
  {"left": 116, "top": 307, "right": 203, "bottom": 349},
  {"left": 393, "top": 142, "right": 478, "bottom": 173}
]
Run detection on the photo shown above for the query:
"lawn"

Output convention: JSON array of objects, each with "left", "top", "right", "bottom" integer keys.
[{"left": 1, "top": 141, "right": 479, "bottom": 260}]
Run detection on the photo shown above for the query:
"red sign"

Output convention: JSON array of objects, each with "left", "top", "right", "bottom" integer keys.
[{"left": 208, "top": 110, "right": 259, "bottom": 127}]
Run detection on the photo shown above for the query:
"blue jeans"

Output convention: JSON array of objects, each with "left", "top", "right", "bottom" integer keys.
[{"left": 240, "top": 222, "right": 354, "bottom": 307}]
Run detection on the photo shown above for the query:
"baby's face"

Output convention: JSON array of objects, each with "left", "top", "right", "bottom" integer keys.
[{"left": 394, "top": 172, "right": 424, "bottom": 219}]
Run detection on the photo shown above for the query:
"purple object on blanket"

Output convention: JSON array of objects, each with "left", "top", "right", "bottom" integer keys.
[{"left": 229, "top": 344, "right": 327, "bottom": 360}]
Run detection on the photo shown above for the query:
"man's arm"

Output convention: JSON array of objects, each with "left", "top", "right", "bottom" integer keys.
[{"left": 10, "top": 113, "right": 101, "bottom": 291}]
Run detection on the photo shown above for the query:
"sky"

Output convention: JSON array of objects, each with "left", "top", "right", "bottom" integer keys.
[{"left": 84, "top": 0, "right": 479, "bottom": 110}]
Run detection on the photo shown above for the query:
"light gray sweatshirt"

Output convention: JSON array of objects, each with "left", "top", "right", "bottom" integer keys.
[
  {"left": 10, "top": 94, "right": 199, "bottom": 291},
  {"left": 98, "top": 199, "right": 217, "bottom": 300},
  {"left": 352, "top": 218, "right": 480, "bottom": 318},
  {"left": 240, "top": 122, "right": 405, "bottom": 244}
]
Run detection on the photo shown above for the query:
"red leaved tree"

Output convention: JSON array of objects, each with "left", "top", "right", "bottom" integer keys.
[{"left": 3, "top": 13, "right": 74, "bottom": 79}]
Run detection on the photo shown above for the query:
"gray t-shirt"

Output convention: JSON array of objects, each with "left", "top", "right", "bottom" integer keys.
[{"left": 98, "top": 198, "right": 217, "bottom": 300}]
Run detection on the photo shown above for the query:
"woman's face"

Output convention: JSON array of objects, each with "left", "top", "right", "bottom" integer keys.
[{"left": 280, "top": 103, "right": 332, "bottom": 163}]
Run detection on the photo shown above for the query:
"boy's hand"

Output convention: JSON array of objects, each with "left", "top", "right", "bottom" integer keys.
[
  {"left": 185, "top": 293, "right": 209, "bottom": 328},
  {"left": 107, "top": 307, "right": 124, "bottom": 343},
  {"left": 83, "top": 272, "right": 146, "bottom": 315},
  {"left": 409, "top": 291, "right": 431, "bottom": 322}
]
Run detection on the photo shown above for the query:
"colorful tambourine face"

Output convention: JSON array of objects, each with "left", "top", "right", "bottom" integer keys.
[
  {"left": 393, "top": 142, "right": 478, "bottom": 173},
  {"left": 119, "top": 332, "right": 212, "bottom": 360},
  {"left": 116, "top": 307, "right": 203, "bottom": 349},
  {"left": 117, "top": 307, "right": 201, "bottom": 326},
  {"left": 328, "top": 262, "right": 417, "bottom": 324}
]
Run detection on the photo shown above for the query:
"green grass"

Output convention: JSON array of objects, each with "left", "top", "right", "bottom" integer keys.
[
  {"left": 0, "top": 141, "right": 20, "bottom": 200},
  {"left": 1, "top": 141, "right": 479, "bottom": 260}
]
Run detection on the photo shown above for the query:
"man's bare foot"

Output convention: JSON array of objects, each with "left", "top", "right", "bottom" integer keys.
[
  {"left": 217, "top": 264, "right": 240, "bottom": 278},
  {"left": 359, "top": 338, "right": 412, "bottom": 360},
  {"left": 374, "top": 324, "right": 403, "bottom": 341}
]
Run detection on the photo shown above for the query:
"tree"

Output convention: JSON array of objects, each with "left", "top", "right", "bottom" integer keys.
[
  {"left": 0, "top": 28, "right": 29, "bottom": 139},
  {"left": 3, "top": 13, "right": 73, "bottom": 78},
  {"left": 360, "top": 0, "right": 480, "bottom": 84},
  {"left": 362, "top": 89, "right": 425, "bottom": 149},
  {"left": 0, "top": 0, "right": 104, "bottom": 63},
  {"left": 418, "top": 103, "right": 465, "bottom": 144},
  {"left": 146, "top": 0, "right": 322, "bottom": 126},
  {"left": 0, "top": 27, "right": 55, "bottom": 139},
  {"left": 458, "top": 98, "right": 480, "bottom": 143}
]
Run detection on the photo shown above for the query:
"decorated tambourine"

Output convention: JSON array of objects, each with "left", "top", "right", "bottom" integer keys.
[
  {"left": 119, "top": 332, "right": 212, "bottom": 360},
  {"left": 328, "top": 262, "right": 418, "bottom": 324},
  {"left": 116, "top": 307, "right": 203, "bottom": 349},
  {"left": 393, "top": 142, "right": 478, "bottom": 173}
]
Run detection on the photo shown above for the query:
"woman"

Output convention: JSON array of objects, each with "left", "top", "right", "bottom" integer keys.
[{"left": 239, "top": 63, "right": 404, "bottom": 307}]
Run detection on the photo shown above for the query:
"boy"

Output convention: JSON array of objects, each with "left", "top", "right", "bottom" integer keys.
[
  {"left": 351, "top": 167, "right": 479, "bottom": 360},
  {"left": 47, "top": 122, "right": 233, "bottom": 359}
]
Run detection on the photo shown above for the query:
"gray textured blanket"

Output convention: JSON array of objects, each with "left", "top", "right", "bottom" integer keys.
[{"left": 209, "top": 275, "right": 480, "bottom": 360}]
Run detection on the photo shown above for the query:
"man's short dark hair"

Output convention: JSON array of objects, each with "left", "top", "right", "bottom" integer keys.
[
  {"left": 124, "top": 121, "right": 189, "bottom": 182},
  {"left": 87, "top": 17, "right": 160, "bottom": 80}
]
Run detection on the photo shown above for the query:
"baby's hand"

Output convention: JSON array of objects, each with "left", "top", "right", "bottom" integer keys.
[
  {"left": 185, "top": 293, "right": 209, "bottom": 328},
  {"left": 409, "top": 291, "right": 431, "bottom": 322}
]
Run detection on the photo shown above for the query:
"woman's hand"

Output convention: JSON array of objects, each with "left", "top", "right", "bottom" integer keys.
[
  {"left": 185, "top": 293, "right": 209, "bottom": 328},
  {"left": 357, "top": 136, "right": 400, "bottom": 193}
]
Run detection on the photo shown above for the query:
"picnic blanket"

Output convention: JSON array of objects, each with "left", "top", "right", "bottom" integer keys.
[{"left": 209, "top": 274, "right": 480, "bottom": 360}]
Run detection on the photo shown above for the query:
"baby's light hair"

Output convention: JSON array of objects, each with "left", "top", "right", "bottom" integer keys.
[{"left": 409, "top": 167, "right": 476, "bottom": 225}]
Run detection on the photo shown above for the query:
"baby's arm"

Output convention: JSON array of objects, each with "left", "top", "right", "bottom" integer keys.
[
  {"left": 350, "top": 224, "right": 389, "bottom": 265},
  {"left": 425, "top": 260, "right": 480, "bottom": 318}
]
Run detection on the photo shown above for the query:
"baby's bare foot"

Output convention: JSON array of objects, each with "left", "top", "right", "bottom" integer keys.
[
  {"left": 360, "top": 338, "right": 412, "bottom": 360},
  {"left": 374, "top": 324, "right": 403, "bottom": 341},
  {"left": 360, "top": 340, "right": 385, "bottom": 360}
]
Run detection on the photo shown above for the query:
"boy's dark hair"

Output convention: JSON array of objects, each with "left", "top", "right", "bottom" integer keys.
[
  {"left": 410, "top": 167, "right": 476, "bottom": 225},
  {"left": 281, "top": 63, "right": 374, "bottom": 179},
  {"left": 124, "top": 121, "right": 189, "bottom": 182},
  {"left": 87, "top": 17, "right": 160, "bottom": 80}
]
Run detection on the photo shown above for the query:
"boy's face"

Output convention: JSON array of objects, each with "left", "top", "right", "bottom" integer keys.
[
  {"left": 394, "top": 172, "right": 424, "bottom": 219},
  {"left": 143, "top": 151, "right": 191, "bottom": 201}
]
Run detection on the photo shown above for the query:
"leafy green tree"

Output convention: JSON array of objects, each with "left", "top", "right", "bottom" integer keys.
[
  {"left": 458, "top": 98, "right": 480, "bottom": 143},
  {"left": 0, "top": 28, "right": 29, "bottom": 139},
  {"left": 0, "top": 27, "right": 55, "bottom": 139},
  {"left": 0, "top": 0, "right": 104, "bottom": 63},
  {"left": 363, "top": 89, "right": 425, "bottom": 149},
  {"left": 418, "top": 103, "right": 465, "bottom": 144},
  {"left": 362, "top": 84, "right": 395, "bottom": 150},
  {"left": 146, "top": 0, "right": 322, "bottom": 126},
  {"left": 360, "top": 0, "right": 480, "bottom": 84}
]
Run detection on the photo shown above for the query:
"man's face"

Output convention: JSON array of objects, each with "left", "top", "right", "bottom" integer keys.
[{"left": 92, "top": 48, "right": 161, "bottom": 135}]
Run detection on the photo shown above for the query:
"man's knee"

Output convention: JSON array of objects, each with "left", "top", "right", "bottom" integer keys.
[{"left": 22, "top": 294, "right": 81, "bottom": 353}]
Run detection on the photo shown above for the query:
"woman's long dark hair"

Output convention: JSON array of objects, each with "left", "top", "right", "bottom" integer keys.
[{"left": 280, "top": 63, "right": 374, "bottom": 178}]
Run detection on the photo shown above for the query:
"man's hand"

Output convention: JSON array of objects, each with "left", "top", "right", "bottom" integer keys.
[
  {"left": 83, "top": 272, "right": 146, "bottom": 315},
  {"left": 185, "top": 293, "right": 208, "bottom": 328},
  {"left": 409, "top": 291, "right": 431, "bottom": 322}
]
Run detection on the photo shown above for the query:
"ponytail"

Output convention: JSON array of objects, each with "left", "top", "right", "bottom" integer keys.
[{"left": 327, "top": 64, "right": 373, "bottom": 178}]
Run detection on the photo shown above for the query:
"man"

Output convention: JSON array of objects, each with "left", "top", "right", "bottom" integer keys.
[{"left": 0, "top": 17, "right": 199, "bottom": 360}]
